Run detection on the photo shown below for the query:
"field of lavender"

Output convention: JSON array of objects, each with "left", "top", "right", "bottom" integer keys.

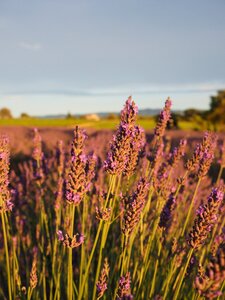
[{"left": 0, "top": 97, "right": 225, "bottom": 300}]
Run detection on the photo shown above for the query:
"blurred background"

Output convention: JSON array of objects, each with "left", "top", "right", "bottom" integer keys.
[{"left": 0, "top": 0, "right": 225, "bottom": 131}]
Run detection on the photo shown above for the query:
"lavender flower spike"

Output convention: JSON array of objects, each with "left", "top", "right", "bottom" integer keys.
[
  {"left": 66, "top": 126, "right": 96, "bottom": 206},
  {"left": 0, "top": 136, "right": 13, "bottom": 213},
  {"left": 104, "top": 97, "right": 139, "bottom": 175},
  {"left": 195, "top": 245, "right": 225, "bottom": 299},
  {"left": 116, "top": 272, "right": 133, "bottom": 300},
  {"left": 96, "top": 258, "right": 110, "bottom": 299},
  {"left": 122, "top": 177, "right": 150, "bottom": 237},
  {"left": 188, "top": 187, "right": 224, "bottom": 249},
  {"left": 57, "top": 230, "right": 84, "bottom": 248},
  {"left": 123, "top": 125, "right": 146, "bottom": 178},
  {"left": 32, "top": 128, "right": 43, "bottom": 165},
  {"left": 159, "top": 194, "right": 176, "bottom": 230},
  {"left": 120, "top": 96, "right": 138, "bottom": 126},
  {"left": 154, "top": 98, "right": 172, "bottom": 138}
]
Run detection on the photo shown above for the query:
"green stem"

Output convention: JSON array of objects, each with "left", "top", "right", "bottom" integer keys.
[
  {"left": 27, "top": 287, "right": 34, "bottom": 300},
  {"left": 149, "top": 236, "right": 162, "bottom": 297},
  {"left": 78, "top": 221, "right": 103, "bottom": 300},
  {"left": 43, "top": 257, "right": 47, "bottom": 300},
  {"left": 91, "top": 175, "right": 117, "bottom": 300},
  {"left": 173, "top": 248, "right": 194, "bottom": 300},
  {"left": 181, "top": 179, "right": 201, "bottom": 237},
  {"left": 1, "top": 212, "right": 12, "bottom": 300},
  {"left": 216, "top": 165, "right": 224, "bottom": 185},
  {"left": 53, "top": 250, "right": 63, "bottom": 300},
  {"left": 68, "top": 205, "right": 76, "bottom": 300},
  {"left": 120, "top": 235, "right": 128, "bottom": 276},
  {"left": 163, "top": 255, "right": 177, "bottom": 300},
  {"left": 12, "top": 238, "right": 16, "bottom": 299}
]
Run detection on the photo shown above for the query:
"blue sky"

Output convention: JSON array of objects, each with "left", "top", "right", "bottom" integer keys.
[{"left": 0, "top": 0, "right": 225, "bottom": 116}]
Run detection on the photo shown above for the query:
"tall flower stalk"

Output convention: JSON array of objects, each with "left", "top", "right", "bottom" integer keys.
[
  {"left": 64, "top": 126, "right": 90, "bottom": 299},
  {"left": 181, "top": 132, "right": 217, "bottom": 236},
  {"left": 0, "top": 136, "right": 12, "bottom": 300},
  {"left": 174, "top": 187, "right": 224, "bottom": 300}
]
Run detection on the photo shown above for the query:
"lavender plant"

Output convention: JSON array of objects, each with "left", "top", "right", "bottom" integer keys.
[{"left": 0, "top": 97, "right": 225, "bottom": 300}]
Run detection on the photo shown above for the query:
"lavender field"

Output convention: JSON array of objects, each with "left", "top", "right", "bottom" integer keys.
[{"left": 0, "top": 98, "right": 225, "bottom": 300}]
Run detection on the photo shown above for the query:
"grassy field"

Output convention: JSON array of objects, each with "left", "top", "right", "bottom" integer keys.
[{"left": 0, "top": 117, "right": 206, "bottom": 131}]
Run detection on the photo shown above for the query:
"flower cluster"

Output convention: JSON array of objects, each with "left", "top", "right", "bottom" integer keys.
[
  {"left": 104, "top": 97, "right": 145, "bottom": 176},
  {"left": 211, "top": 229, "right": 225, "bottom": 256},
  {"left": 30, "top": 250, "right": 38, "bottom": 289},
  {"left": 197, "top": 133, "right": 217, "bottom": 179},
  {"left": 116, "top": 272, "right": 133, "bottom": 300},
  {"left": 188, "top": 188, "right": 224, "bottom": 249},
  {"left": 32, "top": 128, "right": 43, "bottom": 164},
  {"left": 57, "top": 230, "right": 84, "bottom": 248},
  {"left": 148, "top": 140, "right": 164, "bottom": 177},
  {"left": 123, "top": 125, "right": 145, "bottom": 178},
  {"left": 155, "top": 139, "right": 187, "bottom": 197},
  {"left": 147, "top": 99, "right": 172, "bottom": 173},
  {"left": 95, "top": 206, "right": 111, "bottom": 221},
  {"left": 32, "top": 128, "right": 44, "bottom": 180},
  {"left": 195, "top": 245, "right": 225, "bottom": 299},
  {"left": 96, "top": 258, "right": 110, "bottom": 299},
  {"left": 159, "top": 194, "right": 176, "bottom": 230},
  {"left": 0, "top": 136, "right": 13, "bottom": 213},
  {"left": 66, "top": 126, "right": 96, "bottom": 206},
  {"left": 154, "top": 98, "right": 172, "bottom": 138},
  {"left": 168, "top": 139, "right": 187, "bottom": 168},
  {"left": 122, "top": 177, "right": 150, "bottom": 237},
  {"left": 186, "top": 132, "right": 217, "bottom": 177}
]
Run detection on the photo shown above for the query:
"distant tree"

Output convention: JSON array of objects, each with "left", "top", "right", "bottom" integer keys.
[
  {"left": 66, "top": 112, "right": 74, "bottom": 119},
  {"left": 0, "top": 107, "right": 13, "bottom": 119},
  {"left": 106, "top": 113, "right": 118, "bottom": 120},
  {"left": 20, "top": 112, "right": 30, "bottom": 118},
  {"left": 167, "top": 113, "right": 179, "bottom": 130},
  {"left": 183, "top": 109, "right": 202, "bottom": 121},
  {"left": 208, "top": 90, "right": 225, "bottom": 126}
]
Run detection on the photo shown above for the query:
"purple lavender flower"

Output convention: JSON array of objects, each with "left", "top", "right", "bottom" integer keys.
[
  {"left": 148, "top": 140, "right": 164, "bottom": 177},
  {"left": 120, "top": 96, "right": 138, "bottom": 126},
  {"left": 0, "top": 136, "right": 12, "bottom": 213},
  {"left": 116, "top": 272, "right": 133, "bottom": 300},
  {"left": 5, "top": 200, "right": 14, "bottom": 211},
  {"left": 66, "top": 127, "right": 96, "bottom": 206},
  {"left": 154, "top": 98, "right": 172, "bottom": 138},
  {"left": 168, "top": 139, "right": 187, "bottom": 167},
  {"left": 104, "top": 122, "right": 134, "bottom": 175},
  {"left": 32, "top": 128, "right": 44, "bottom": 181},
  {"left": 104, "top": 97, "right": 144, "bottom": 175},
  {"left": 197, "top": 133, "right": 217, "bottom": 178},
  {"left": 195, "top": 245, "right": 225, "bottom": 299},
  {"left": 186, "top": 132, "right": 217, "bottom": 177},
  {"left": 123, "top": 125, "right": 146, "bottom": 178},
  {"left": 159, "top": 194, "right": 176, "bottom": 230},
  {"left": 32, "top": 128, "right": 43, "bottom": 164},
  {"left": 57, "top": 230, "right": 64, "bottom": 241},
  {"left": 96, "top": 258, "right": 110, "bottom": 299},
  {"left": 122, "top": 177, "right": 150, "bottom": 236},
  {"left": 57, "top": 230, "right": 85, "bottom": 248},
  {"left": 188, "top": 187, "right": 224, "bottom": 249}
]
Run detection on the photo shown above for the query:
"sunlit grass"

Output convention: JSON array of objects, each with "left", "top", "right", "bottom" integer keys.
[{"left": 0, "top": 117, "right": 202, "bottom": 131}]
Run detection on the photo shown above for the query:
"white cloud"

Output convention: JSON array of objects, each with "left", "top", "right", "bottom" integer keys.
[
  {"left": 19, "top": 41, "right": 42, "bottom": 51},
  {"left": 0, "top": 81, "right": 224, "bottom": 98}
]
